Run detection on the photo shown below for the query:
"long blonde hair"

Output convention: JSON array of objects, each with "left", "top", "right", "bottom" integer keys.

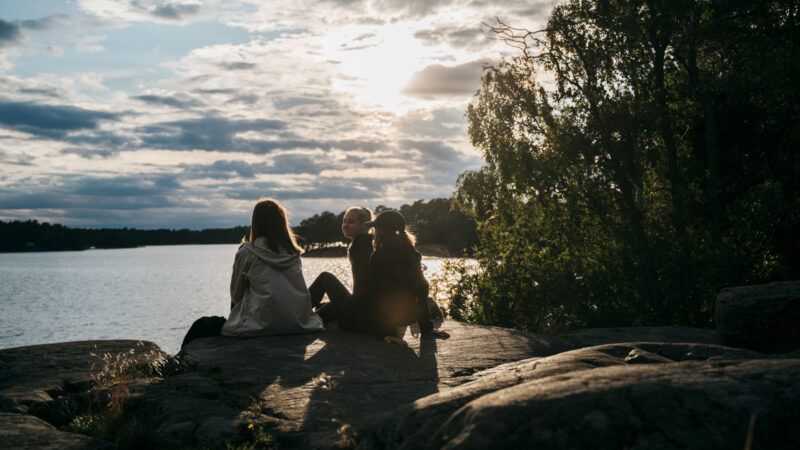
[{"left": 244, "top": 198, "right": 303, "bottom": 254}]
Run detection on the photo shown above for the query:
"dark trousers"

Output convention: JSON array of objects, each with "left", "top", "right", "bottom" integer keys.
[{"left": 309, "top": 271, "right": 353, "bottom": 323}]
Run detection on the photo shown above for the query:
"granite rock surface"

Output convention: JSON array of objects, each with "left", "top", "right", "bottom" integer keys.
[{"left": 1, "top": 315, "right": 797, "bottom": 449}]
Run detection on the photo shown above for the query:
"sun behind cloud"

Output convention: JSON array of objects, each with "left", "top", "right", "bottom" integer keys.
[{"left": 329, "top": 23, "right": 432, "bottom": 111}]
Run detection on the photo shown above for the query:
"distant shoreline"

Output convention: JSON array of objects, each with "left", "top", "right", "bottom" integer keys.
[{"left": 1, "top": 242, "right": 470, "bottom": 258}]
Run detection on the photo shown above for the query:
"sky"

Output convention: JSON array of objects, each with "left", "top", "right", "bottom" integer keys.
[{"left": 0, "top": 0, "right": 557, "bottom": 228}]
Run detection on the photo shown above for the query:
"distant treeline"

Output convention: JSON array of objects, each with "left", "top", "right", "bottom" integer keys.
[
  {"left": 0, "top": 221, "right": 250, "bottom": 252},
  {"left": 0, "top": 198, "right": 478, "bottom": 255}
]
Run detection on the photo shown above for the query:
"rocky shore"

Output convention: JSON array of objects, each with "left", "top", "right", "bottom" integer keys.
[{"left": 1, "top": 281, "right": 798, "bottom": 449}]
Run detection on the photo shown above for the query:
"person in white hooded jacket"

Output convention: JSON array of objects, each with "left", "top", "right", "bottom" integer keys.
[{"left": 181, "top": 199, "right": 322, "bottom": 348}]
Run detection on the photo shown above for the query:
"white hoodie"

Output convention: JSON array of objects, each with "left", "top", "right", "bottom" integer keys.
[{"left": 221, "top": 237, "right": 324, "bottom": 336}]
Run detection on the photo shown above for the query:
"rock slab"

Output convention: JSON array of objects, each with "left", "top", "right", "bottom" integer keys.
[
  {"left": 358, "top": 343, "right": 800, "bottom": 450},
  {"left": 140, "top": 320, "right": 576, "bottom": 447},
  {"left": 2, "top": 321, "right": 796, "bottom": 449},
  {"left": 716, "top": 280, "right": 800, "bottom": 353}
]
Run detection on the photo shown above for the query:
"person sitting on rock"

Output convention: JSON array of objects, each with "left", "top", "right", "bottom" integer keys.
[
  {"left": 309, "top": 206, "right": 374, "bottom": 310},
  {"left": 181, "top": 198, "right": 323, "bottom": 348},
  {"left": 315, "top": 210, "right": 449, "bottom": 345}
]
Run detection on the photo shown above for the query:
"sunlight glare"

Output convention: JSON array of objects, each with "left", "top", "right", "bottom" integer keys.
[{"left": 330, "top": 24, "right": 429, "bottom": 111}]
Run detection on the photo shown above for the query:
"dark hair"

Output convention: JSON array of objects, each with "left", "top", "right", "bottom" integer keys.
[
  {"left": 373, "top": 226, "right": 416, "bottom": 250},
  {"left": 245, "top": 198, "right": 303, "bottom": 254}
]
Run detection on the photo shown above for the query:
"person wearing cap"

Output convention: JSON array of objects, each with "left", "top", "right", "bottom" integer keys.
[{"left": 316, "top": 210, "right": 450, "bottom": 345}]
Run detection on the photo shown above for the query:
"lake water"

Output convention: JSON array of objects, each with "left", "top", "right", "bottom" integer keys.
[{"left": 0, "top": 244, "right": 457, "bottom": 355}]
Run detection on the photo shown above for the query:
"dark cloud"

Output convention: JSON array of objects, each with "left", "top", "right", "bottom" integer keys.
[
  {"left": 377, "top": 0, "right": 454, "bottom": 18},
  {"left": 71, "top": 174, "right": 179, "bottom": 197},
  {"left": 217, "top": 62, "right": 256, "bottom": 70},
  {"left": 273, "top": 97, "right": 338, "bottom": 110},
  {"left": 396, "top": 107, "right": 465, "bottom": 138},
  {"left": 0, "top": 174, "right": 180, "bottom": 211},
  {"left": 64, "top": 129, "right": 130, "bottom": 152},
  {"left": 193, "top": 88, "right": 238, "bottom": 95},
  {"left": 0, "top": 150, "right": 34, "bottom": 166},
  {"left": 402, "top": 60, "right": 486, "bottom": 97},
  {"left": 20, "top": 16, "right": 62, "bottom": 31},
  {"left": 400, "top": 139, "right": 462, "bottom": 162},
  {"left": 131, "top": 1, "right": 201, "bottom": 21},
  {"left": 136, "top": 116, "right": 287, "bottom": 152},
  {"left": 0, "top": 100, "right": 118, "bottom": 138},
  {"left": 355, "top": 17, "right": 385, "bottom": 26},
  {"left": 181, "top": 160, "right": 266, "bottom": 179},
  {"left": 61, "top": 147, "right": 119, "bottom": 159},
  {"left": 225, "top": 95, "right": 260, "bottom": 105},
  {"left": 18, "top": 87, "right": 62, "bottom": 98},
  {"left": 0, "top": 19, "right": 23, "bottom": 47},
  {"left": 354, "top": 33, "right": 376, "bottom": 42},
  {"left": 135, "top": 114, "right": 385, "bottom": 153},
  {"left": 414, "top": 26, "right": 492, "bottom": 50},
  {"left": 267, "top": 154, "right": 328, "bottom": 174},
  {"left": 0, "top": 15, "right": 63, "bottom": 48},
  {"left": 133, "top": 94, "right": 203, "bottom": 109},
  {"left": 511, "top": 1, "right": 560, "bottom": 19}
]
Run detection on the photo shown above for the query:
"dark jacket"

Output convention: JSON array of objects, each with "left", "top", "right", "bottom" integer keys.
[
  {"left": 359, "top": 245, "right": 434, "bottom": 338},
  {"left": 348, "top": 233, "right": 372, "bottom": 295}
]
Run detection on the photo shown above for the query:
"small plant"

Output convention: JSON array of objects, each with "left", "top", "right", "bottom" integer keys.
[
  {"left": 233, "top": 422, "right": 275, "bottom": 450},
  {"left": 313, "top": 372, "right": 337, "bottom": 390},
  {"left": 247, "top": 397, "right": 263, "bottom": 413},
  {"left": 336, "top": 423, "right": 356, "bottom": 449}
]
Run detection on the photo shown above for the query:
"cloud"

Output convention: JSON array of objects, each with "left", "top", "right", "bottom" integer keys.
[
  {"left": 413, "top": 25, "right": 492, "bottom": 50},
  {"left": 18, "top": 87, "right": 62, "bottom": 98},
  {"left": 0, "top": 15, "right": 65, "bottom": 49},
  {"left": 20, "top": 16, "right": 64, "bottom": 31},
  {"left": 399, "top": 139, "right": 462, "bottom": 162},
  {"left": 133, "top": 94, "right": 203, "bottom": 108},
  {"left": 0, "top": 150, "right": 34, "bottom": 166},
  {"left": 0, "top": 20, "right": 23, "bottom": 48},
  {"left": 217, "top": 62, "right": 256, "bottom": 70},
  {"left": 396, "top": 107, "right": 466, "bottom": 138},
  {"left": 0, "top": 174, "right": 181, "bottom": 210},
  {"left": 61, "top": 147, "right": 120, "bottom": 159},
  {"left": 271, "top": 183, "right": 375, "bottom": 200},
  {"left": 402, "top": 60, "right": 486, "bottom": 97},
  {"left": 130, "top": 1, "right": 202, "bottom": 21},
  {"left": 181, "top": 159, "right": 266, "bottom": 179},
  {"left": 0, "top": 100, "right": 118, "bottom": 137},
  {"left": 136, "top": 116, "right": 287, "bottom": 151},
  {"left": 273, "top": 97, "right": 338, "bottom": 110},
  {"left": 267, "top": 153, "right": 329, "bottom": 174}
]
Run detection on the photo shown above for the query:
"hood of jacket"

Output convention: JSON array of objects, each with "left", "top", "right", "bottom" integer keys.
[{"left": 242, "top": 238, "right": 300, "bottom": 270}]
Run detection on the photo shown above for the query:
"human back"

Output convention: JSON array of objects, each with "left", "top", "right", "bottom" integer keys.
[{"left": 221, "top": 198, "right": 323, "bottom": 337}]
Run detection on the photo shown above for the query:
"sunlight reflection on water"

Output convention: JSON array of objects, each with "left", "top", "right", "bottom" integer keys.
[{"left": 0, "top": 244, "right": 466, "bottom": 355}]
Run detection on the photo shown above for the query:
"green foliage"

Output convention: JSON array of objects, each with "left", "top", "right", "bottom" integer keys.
[
  {"left": 449, "top": 0, "right": 800, "bottom": 331},
  {"left": 294, "top": 211, "right": 347, "bottom": 250}
]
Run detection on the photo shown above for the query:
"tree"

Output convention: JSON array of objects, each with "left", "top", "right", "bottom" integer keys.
[{"left": 448, "top": 0, "right": 800, "bottom": 332}]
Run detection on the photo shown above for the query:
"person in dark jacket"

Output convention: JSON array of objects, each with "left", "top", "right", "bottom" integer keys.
[
  {"left": 309, "top": 206, "right": 373, "bottom": 307},
  {"left": 317, "top": 210, "right": 449, "bottom": 345}
]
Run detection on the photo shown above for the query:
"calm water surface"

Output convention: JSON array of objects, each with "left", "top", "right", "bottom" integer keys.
[{"left": 0, "top": 244, "right": 454, "bottom": 354}]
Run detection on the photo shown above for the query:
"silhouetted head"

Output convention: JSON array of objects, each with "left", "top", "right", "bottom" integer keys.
[
  {"left": 342, "top": 206, "right": 373, "bottom": 240},
  {"left": 367, "top": 210, "right": 416, "bottom": 250},
  {"left": 246, "top": 198, "right": 303, "bottom": 254}
]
